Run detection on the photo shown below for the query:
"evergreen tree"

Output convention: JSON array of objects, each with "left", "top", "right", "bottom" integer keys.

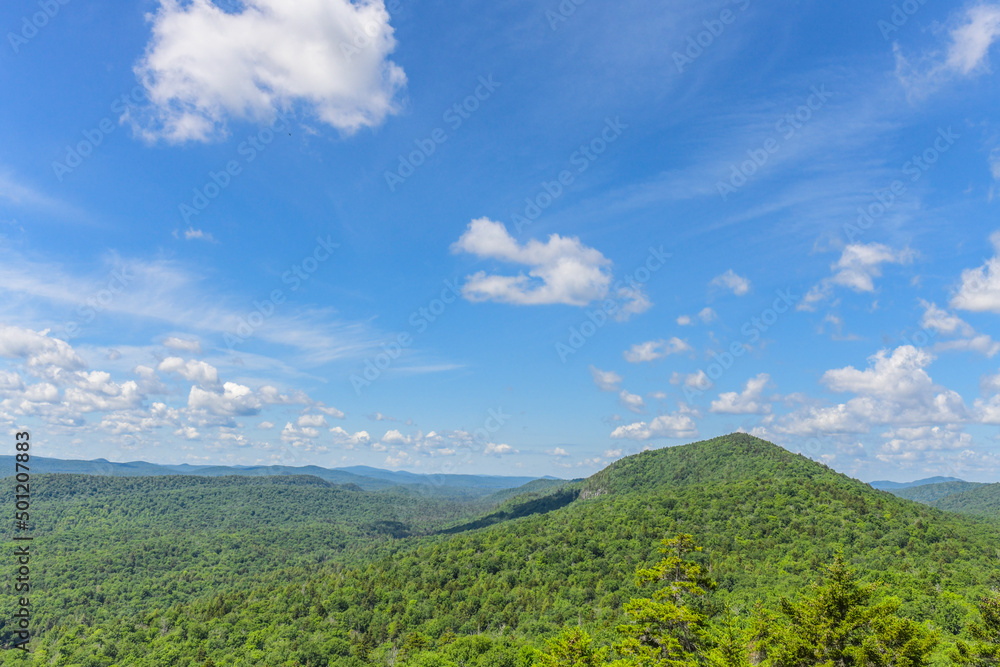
[
  {"left": 612, "top": 534, "right": 716, "bottom": 667},
  {"left": 954, "top": 592, "right": 1000, "bottom": 666},
  {"left": 761, "top": 554, "right": 937, "bottom": 667}
]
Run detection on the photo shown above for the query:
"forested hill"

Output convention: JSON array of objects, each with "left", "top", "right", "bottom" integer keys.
[
  {"left": 888, "top": 480, "right": 988, "bottom": 505},
  {"left": 928, "top": 482, "right": 1000, "bottom": 516},
  {"left": 2, "top": 433, "right": 999, "bottom": 666}
]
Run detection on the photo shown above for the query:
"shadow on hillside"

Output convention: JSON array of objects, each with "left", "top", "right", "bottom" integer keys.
[{"left": 437, "top": 488, "right": 580, "bottom": 535}]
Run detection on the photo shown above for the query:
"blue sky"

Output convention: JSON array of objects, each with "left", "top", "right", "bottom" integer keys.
[{"left": 2, "top": 0, "right": 1000, "bottom": 480}]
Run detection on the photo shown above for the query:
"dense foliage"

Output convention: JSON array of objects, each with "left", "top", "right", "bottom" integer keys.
[{"left": 0, "top": 434, "right": 997, "bottom": 666}]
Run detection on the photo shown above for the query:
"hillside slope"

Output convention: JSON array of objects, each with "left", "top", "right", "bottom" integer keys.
[
  {"left": 930, "top": 482, "right": 1000, "bottom": 516},
  {"left": 889, "top": 480, "right": 987, "bottom": 504},
  {"left": 11, "top": 434, "right": 1000, "bottom": 666}
]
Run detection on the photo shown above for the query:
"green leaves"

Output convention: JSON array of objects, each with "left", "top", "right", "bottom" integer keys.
[
  {"left": 953, "top": 592, "right": 1000, "bottom": 666},
  {"left": 759, "top": 554, "right": 938, "bottom": 667}
]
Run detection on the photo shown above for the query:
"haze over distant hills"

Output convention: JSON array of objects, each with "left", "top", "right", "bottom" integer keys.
[
  {"left": 0, "top": 455, "right": 551, "bottom": 495},
  {"left": 867, "top": 476, "right": 965, "bottom": 490}
]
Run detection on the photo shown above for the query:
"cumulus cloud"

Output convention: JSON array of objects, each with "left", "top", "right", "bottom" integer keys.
[
  {"left": 610, "top": 412, "right": 698, "bottom": 441},
  {"left": 452, "top": 218, "right": 648, "bottom": 313},
  {"left": 158, "top": 356, "right": 219, "bottom": 385},
  {"left": 188, "top": 382, "right": 263, "bottom": 417},
  {"left": 619, "top": 390, "right": 645, "bottom": 413},
  {"left": 710, "top": 373, "right": 772, "bottom": 414},
  {"left": 484, "top": 442, "right": 517, "bottom": 456},
  {"left": 298, "top": 413, "right": 328, "bottom": 428},
  {"left": 877, "top": 425, "right": 973, "bottom": 464},
  {"left": 589, "top": 366, "right": 622, "bottom": 392},
  {"left": 623, "top": 337, "right": 692, "bottom": 363},
  {"left": 698, "top": 307, "right": 717, "bottom": 323},
  {"left": 676, "top": 315, "right": 692, "bottom": 326},
  {"left": 800, "top": 244, "right": 915, "bottom": 310},
  {"left": 330, "top": 427, "right": 371, "bottom": 448},
  {"left": 777, "top": 345, "right": 968, "bottom": 438},
  {"left": 131, "top": 0, "right": 406, "bottom": 142},
  {"left": 0, "top": 325, "right": 86, "bottom": 377},
  {"left": 381, "top": 429, "right": 409, "bottom": 446},
  {"left": 162, "top": 336, "right": 202, "bottom": 354},
  {"left": 710, "top": 269, "right": 751, "bottom": 296},
  {"left": 64, "top": 372, "right": 144, "bottom": 413},
  {"left": 951, "top": 230, "right": 1000, "bottom": 313}
]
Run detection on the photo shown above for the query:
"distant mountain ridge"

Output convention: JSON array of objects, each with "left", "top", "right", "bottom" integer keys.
[
  {"left": 868, "top": 476, "right": 965, "bottom": 490},
  {"left": 0, "top": 455, "right": 550, "bottom": 494}
]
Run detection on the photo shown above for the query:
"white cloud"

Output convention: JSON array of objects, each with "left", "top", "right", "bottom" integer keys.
[
  {"left": 710, "top": 269, "right": 751, "bottom": 296},
  {"left": 0, "top": 325, "right": 86, "bottom": 377},
  {"left": 175, "top": 426, "right": 200, "bottom": 440},
  {"left": 619, "top": 390, "right": 645, "bottom": 413},
  {"left": 589, "top": 365, "right": 622, "bottom": 392},
  {"left": 549, "top": 447, "right": 570, "bottom": 457},
  {"left": 897, "top": 4, "right": 1000, "bottom": 97},
  {"left": 623, "top": 337, "right": 692, "bottom": 363},
  {"left": 484, "top": 442, "right": 517, "bottom": 456},
  {"left": 919, "top": 300, "right": 1000, "bottom": 357},
  {"left": 800, "top": 244, "right": 915, "bottom": 310},
  {"left": 698, "top": 307, "right": 717, "bottom": 323},
  {"left": 258, "top": 421, "right": 275, "bottom": 429},
  {"left": 131, "top": 0, "right": 406, "bottom": 142},
  {"left": 188, "top": 382, "right": 263, "bottom": 417},
  {"left": 162, "top": 336, "right": 202, "bottom": 354},
  {"left": 158, "top": 356, "right": 219, "bottom": 385},
  {"left": 64, "top": 372, "right": 144, "bottom": 413},
  {"left": 330, "top": 427, "right": 371, "bottom": 448},
  {"left": 183, "top": 228, "right": 216, "bottom": 243},
  {"left": 710, "top": 373, "right": 772, "bottom": 414},
  {"left": 877, "top": 425, "right": 973, "bottom": 464},
  {"left": 452, "top": 218, "right": 648, "bottom": 312},
  {"left": 315, "top": 404, "right": 346, "bottom": 419},
  {"left": 297, "top": 413, "right": 328, "bottom": 428},
  {"left": 670, "top": 370, "right": 712, "bottom": 390},
  {"left": 777, "top": 345, "right": 968, "bottom": 436},
  {"left": 610, "top": 412, "right": 698, "bottom": 441},
  {"left": 381, "top": 429, "right": 409, "bottom": 446},
  {"left": 676, "top": 315, "right": 692, "bottom": 326},
  {"left": 952, "top": 230, "right": 1000, "bottom": 313},
  {"left": 281, "top": 421, "right": 324, "bottom": 449},
  {"left": 945, "top": 4, "right": 1000, "bottom": 74},
  {"left": 603, "top": 448, "right": 623, "bottom": 458}
]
